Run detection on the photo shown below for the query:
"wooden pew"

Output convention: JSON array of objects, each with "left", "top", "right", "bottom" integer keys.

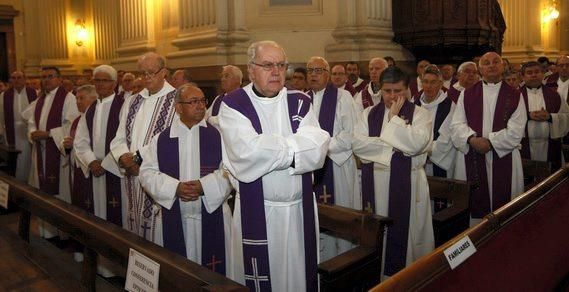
[
  {"left": 427, "top": 176, "right": 469, "bottom": 247},
  {"left": 0, "top": 144, "right": 20, "bottom": 177},
  {"left": 522, "top": 158, "right": 552, "bottom": 191},
  {"left": 370, "top": 165, "right": 569, "bottom": 292},
  {"left": 317, "top": 203, "right": 392, "bottom": 291},
  {"left": 0, "top": 172, "right": 247, "bottom": 292}
]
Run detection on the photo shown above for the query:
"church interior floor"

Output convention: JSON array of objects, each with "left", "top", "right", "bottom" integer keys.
[{"left": 0, "top": 211, "right": 122, "bottom": 291}]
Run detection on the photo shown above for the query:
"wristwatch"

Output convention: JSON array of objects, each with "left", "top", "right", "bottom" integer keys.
[{"left": 132, "top": 150, "right": 143, "bottom": 166}]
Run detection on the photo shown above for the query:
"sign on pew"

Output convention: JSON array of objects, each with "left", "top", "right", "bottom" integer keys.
[
  {"left": 125, "top": 248, "right": 160, "bottom": 292},
  {"left": 0, "top": 180, "right": 9, "bottom": 209},
  {"left": 443, "top": 236, "right": 477, "bottom": 270}
]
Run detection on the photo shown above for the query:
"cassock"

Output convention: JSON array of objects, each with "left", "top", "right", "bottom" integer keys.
[
  {"left": 520, "top": 86, "right": 569, "bottom": 167},
  {"left": 354, "top": 83, "right": 382, "bottom": 113},
  {"left": 352, "top": 99, "right": 434, "bottom": 277},
  {"left": 218, "top": 83, "right": 330, "bottom": 292},
  {"left": 109, "top": 82, "right": 177, "bottom": 242},
  {"left": 0, "top": 87, "right": 37, "bottom": 181},
  {"left": 74, "top": 94, "right": 124, "bottom": 224},
  {"left": 139, "top": 118, "right": 232, "bottom": 274},
  {"left": 27, "top": 86, "right": 79, "bottom": 237},
  {"left": 309, "top": 84, "right": 360, "bottom": 262},
  {"left": 451, "top": 81, "right": 527, "bottom": 226},
  {"left": 418, "top": 90, "right": 457, "bottom": 178}
]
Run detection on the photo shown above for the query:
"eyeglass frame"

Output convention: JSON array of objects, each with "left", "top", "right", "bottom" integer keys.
[
  {"left": 250, "top": 61, "right": 288, "bottom": 71},
  {"left": 177, "top": 98, "right": 208, "bottom": 106},
  {"left": 140, "top": 67, "right": 164, "bottom": 79},
  {"left": 307, "top": 67, "right": 329, "bottom": 75}
]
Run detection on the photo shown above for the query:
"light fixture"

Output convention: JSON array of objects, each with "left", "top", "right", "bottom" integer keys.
[
  {"left": 75, "top": 19, "right": 87, "bottom": 47},
  {"left": 542, "top": 0, "right": 560, "bottom": 24}
]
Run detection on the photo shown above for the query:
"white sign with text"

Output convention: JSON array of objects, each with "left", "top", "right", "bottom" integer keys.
[
  {"left": 125, "top": 248, "right": 160, "bottom": 292},
  {"left": 444, "top": 235, "right": 477, "bottom": 270},
  {"left": 0, "top": 180, "right": 9, "bottom": 209}
]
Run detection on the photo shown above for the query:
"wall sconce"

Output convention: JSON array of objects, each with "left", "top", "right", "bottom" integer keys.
[
  {"left": 75, "top": 19, "right": 88, "bottom": 47},
  {"left": 542, "top": 0, "right": 560, "bottom": 24}
]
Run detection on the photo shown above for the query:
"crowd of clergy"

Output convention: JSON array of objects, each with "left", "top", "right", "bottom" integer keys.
[{"left": 1, "top": 39, "right": 568, "bottom": 291}]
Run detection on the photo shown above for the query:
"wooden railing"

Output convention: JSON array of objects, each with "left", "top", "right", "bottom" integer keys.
[
  {"left": 1, "top": 172, "right": 247, "bottom": 292},
  {"left": 371, "top": 165, "right": 569, "bottom": 291}
]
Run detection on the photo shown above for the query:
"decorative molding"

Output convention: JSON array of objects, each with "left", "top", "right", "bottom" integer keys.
[{"left": 260, "top": 0, "right": 322, "bottom": 16}]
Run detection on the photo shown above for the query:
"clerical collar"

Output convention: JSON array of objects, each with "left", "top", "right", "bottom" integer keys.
[
  {"left": 252, "top": 84, "right": 279, "bottom": 98},
  {"left": 526, "top": 85, "right": 542, "bottom": 90},
  {"left": 482, "top": 80, "right": 502, "bottom": 86}
]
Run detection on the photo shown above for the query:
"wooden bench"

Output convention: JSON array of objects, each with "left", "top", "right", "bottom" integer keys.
[
  {"left": 522, "top": 159, "right": 552, "bottom": 191},
  {"left": 0, "top": 144, "right": 20, "bottom": 177},
  {"left": 428, "top": 176, "right": 469, "bottom": 247},
  {"left": 1, "top": 172, "right": 247, "bottom": 292},
  {"left": 317, "top": 203, "right": 392, "bottom": 291}
]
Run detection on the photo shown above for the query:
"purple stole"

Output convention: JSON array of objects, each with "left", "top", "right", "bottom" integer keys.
[
  {"left": 70, "top": 116, "right": 94, "bottom": 213},
  {"left": 83, "top": 96, "right": 124, "bottom": 225},
  {"left": 115, "top": 91, "right": 125, "bottom": 101},
  {"left": 210, "top": 93, "right": 227, "bottom": 117},
  {"left": 417, "top": 96, "right": 452, "bottom": 177},
  {"left": 309, "top": 84, "right": 338, "bottom": 204},
  {"left": 544, "top": 73, "right": 559, "bottom": 88},
  {"left": 34, "top": 87, "right": 67, "bottom": 195},
  {"left": 463, "top": 81, "right": 520, "bottom": 218},
  {"left": 124, "top": 90, "right": 176, "bottom": 234},
  {"left": 3, "top": 87, "right": 37, "bottom": 146},
  {"left": 343, "top": 81, "right": 356, "bottom": 96},
  {"left": 348, "top": 79, "right": 368, "bottom": 94},
  {"left": 156, "top": 123, "right": 226, "bottom": 275},
  {"left": 361, "top": 100, "right": 415, "bottom": 276},
  {"left": 361, "top": 84, "right": 375, "bottom": 109},
  {"left": 223, "top": 88, "right": 317, "bottom": 292},
  {"left": 409, "top": 78, "right": 419, "bottom": 98},
  {"left": 447, "top": 85, "right": 461, "bottom": 103},
  {"left": 520, "top": 86, "right": 562, "bottom": 168}
]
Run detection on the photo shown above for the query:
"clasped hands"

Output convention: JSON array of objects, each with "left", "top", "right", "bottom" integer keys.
[
  {"left": 529, "top": 108, "right": 551, "bottom": 122},
  {"left": 176, "top": 180, "right": 203, "bottom": 202},
  {"left": 119, "top": 153, "right": 139, "bottom": 176},
  {"left": 89, "top": 160, "right": 106, "bottom": 177},
  {"left": 468, "top": 136, "right": 493, "bottom": 154},
  {"left": 30, "top": 130, "right": 50, "bottom": 142}
]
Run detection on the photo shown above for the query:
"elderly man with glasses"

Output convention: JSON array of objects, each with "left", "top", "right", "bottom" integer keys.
[
  {"left": 305, "top": 56, "right": 360, "bottom": 262},
  {"left": 217, "top": 40, "right": 330, "bottom": 292},
  {"left": 109, "top": 52, "right": 177, "bottom": 242},
  {"left": 139, "top": 84, "right": 232, "bottom": 275}
]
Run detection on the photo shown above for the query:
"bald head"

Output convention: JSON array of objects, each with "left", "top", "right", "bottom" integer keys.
[{"left": 479, "top": 52, "right": 504, "bottom": 83}]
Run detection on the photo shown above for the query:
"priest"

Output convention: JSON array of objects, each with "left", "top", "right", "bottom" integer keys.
[
  {"left": 354, "top": 58, "right": 388, "bottom": 113},
  {"left": 206, "top": 65, "right": 243, "bottom": 127}
]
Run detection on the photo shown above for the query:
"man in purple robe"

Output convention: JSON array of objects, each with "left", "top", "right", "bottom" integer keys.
[{"left": 451, "top": 52, "right": 527, "bottom": 227}]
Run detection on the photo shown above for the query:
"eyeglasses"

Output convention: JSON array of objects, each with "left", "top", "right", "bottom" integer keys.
[
  {"left": 41, "top": 74, "right": 59, "bottom": 80},
  {"left": 331, "top": 72, "right": 345, "bottom": 76},
  {"left": 93, "top": 78, "right": 115, "bottom": 83},
  {"left": 307, "top": 68, "right": 328, "bottom": 75},
  {"left": 140, "top": 67, "right": 163, "bottom": 79},
  {"left": 250, "top": 62, "right": 288, "bottom": 71},
  {"left": 178, "top": 98, "right": 208, "bottom": 106}
]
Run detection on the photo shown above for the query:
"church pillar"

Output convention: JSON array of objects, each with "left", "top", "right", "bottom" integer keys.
[
  {"left": 114, "top": 0, "right": 156, "bottom": 68},
  {"left": 35, "top": 0, "right": 74, "bottom": 72},
  {"left": 325, "top": 0, "right": 413, "bottom": 62},
  {"left": 92, "top": 0, "right": 120, "bottom": 65},
  {"left": 167, "top": 0, "right": 250, "bottom": 67}
]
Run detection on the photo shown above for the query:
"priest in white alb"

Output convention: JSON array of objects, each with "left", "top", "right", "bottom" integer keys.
[
  {"left": 109, "top": 52, "right": 177, "bottom": 242},
  {"left": 518, "top": 61, "right": 569, "bottom": 169},
  {"left": 140, "top": 84, "right": 232, "bottom": 275},
  {"left": 218, "top": 40, "right": 330, "bottom": 292},
  {"left": 451, "top": 52, "right": 527, "bottom": 227},
  {"left": 354, "top": 58, "right": 388, "bottom": 113},
  {"left": 0, "top": 70, "right": 37, "bottom": 181},
  {"left": 353, "top": 66, "right": 434, "bottom": 278}
]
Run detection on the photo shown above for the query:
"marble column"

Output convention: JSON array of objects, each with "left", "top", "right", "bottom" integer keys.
[
  {"left": 114, "top": 0, "right": 156, "bottom": 67},
  {"left": 92, "top": 0, "right": 120, "bottom": 64},
  {"left": 35, "top": 0, "right": 73, "bottom": 71}
]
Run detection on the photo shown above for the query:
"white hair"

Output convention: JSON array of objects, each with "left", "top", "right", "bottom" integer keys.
[
  {"left": 458, "top": 61, "right": 478, "bottom": 73},
  {"left": 307, "top": 56, "right": 330, "bottom": 71},
  {"left": 93, "top": 65, "right": 118, "bottom": 81},
  {"left": 247, "top": 40, "right": 287, "bottom": 64},
  {"left": 75, "top": 84, "right": 97, "bottom": 98},
  {"left": 369, "top": 57, "right": 389, "bottom": 68},
  {"left": 223, "top": 65, "right": 243, "bottom": 84}
]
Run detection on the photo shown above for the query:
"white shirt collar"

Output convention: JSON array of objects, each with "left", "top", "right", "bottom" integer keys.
[
  {"left": 98, "top": 93, "right": 115, "bottom": 104},
  {"left": 420, "top": 90, "right": 447, "bottom": 109},
  {"left": 170, "top": 116, "right": 208, "bottom": 138},
  {"left": 47, "top": 86, "right": 60, "bottom": 96}
]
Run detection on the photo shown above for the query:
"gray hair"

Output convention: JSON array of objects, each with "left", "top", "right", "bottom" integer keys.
[
  {"left": 457, "top": 61, "right": 478, "bottom": 73},
  {"left": 247, "top": 40, "right": 287, "bottom": 64},
  {"left": 307, "top": 56, "right": 330, "bottom": 71},
  {"left": 93, "top": 65, "right": 117, "bottom": 81},
  {"left": 223, "top": 65, "right": 243, "bottom": 84},
  {"left": 369, "top": 57, "right": 389, "bottom": 68},
  {"left": 75, "top": 84, "right": 97, "bottom": 98},
  {"left": 422, "top": 64, "right": 442, "bottom": 80},
  {"left": 138, "top": 52, "right": 166, "bottom": 69},
  {"left": 123, "top": 72, "right": 135, "bottom": 80}
]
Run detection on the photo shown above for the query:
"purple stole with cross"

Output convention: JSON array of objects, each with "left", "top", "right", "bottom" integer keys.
[
  {"left": 3, "top": 87, "right": 37, "bottom": 146},
  {"left": 361, "top": 99, "right": 416, "bottom": 276},
  {"left": 520, "top": 86, "right": 562, "bottom": 168},
  {"left": 417, "top": 95, "right": 452, "bottom": 178},
  {"left": 463, "top": 81, "right": 520, "bottom": 218},
  {"left": 34, "top": 87, "right": 67, "bottom": 195},
  {"left": 210, "top": 93, "right": 227, "bottom": 117},
  {"left": 83, "top": 96, "right": 124, "bottom": 224},
  {"left": 70, "top": 116, "right": 94, "bottom": 213},
  {"left": 309, "top": 84, "right": 337, "bottom": 204},
  {"left": 361, "top": 84, "right": 375, "bottom": 109},
  {"left": 156, "top": 123, "right": 226, "bottom": 275},
  {"left": 124, "top": 90, "right": 176, "bottom": 236},
  {"left": 223, "top": 88, "right": 317, "bottom": 292}
]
